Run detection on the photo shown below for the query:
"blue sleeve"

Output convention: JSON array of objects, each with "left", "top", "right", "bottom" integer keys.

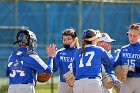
[
  {"left": 101, "top": 49, "right": 117, "bottom": 81},
  {"left": 47, "top": 57, "right": 58, "bottom": 73},
  {"left": 6, "top": 67, "right": 10, "bottom": 77},
  {"left": 72, "top": 59, "right": 76, "bottom": 76},
  {"left": 6, "top": 56, "right": 12, "bottom": 77},
  {"left": 101, "top": 49, "right": 114, "bottom": 66},
  {"left": 114, "top": 49, "right": 122, "bottom": 68},
  {"left": 104, "top": 64, "right": 116, "bottom": 82},
  {"left": 47, "top": 57, "right": 53, "bottom": 71},
  {"left": 113, "top": 49, "right": 121, "bottom": 60},
  {"left": 27, "top": 55, "right": 52, "bottom": 74},
  {"left": 72, "top": 49, "right": 80, "bottom": 76},
  {"left": 50, "top": 52, "right": 60, "bottom": 73}
]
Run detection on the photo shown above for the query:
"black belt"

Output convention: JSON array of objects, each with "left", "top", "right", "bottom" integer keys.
[
  {"left": 127, "top": 75, "right": 133, "bottom": 78},
  {"left": 127, "top": 71, "right": 140, "bottom": 78},
  {"left": 76, "top": 77, "right": 100, "bottom": 80},
  {"left": 22, "top": 82, "right": 32, "bottom": 84},
  {"left": 127, "top": 75, "right": 140, "bottom": 78},
  {"left": 135, "top": 67, "right": 140, "bottom": 73}
]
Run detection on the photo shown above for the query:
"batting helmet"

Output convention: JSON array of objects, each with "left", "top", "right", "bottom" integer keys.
[{"left": 14, "top": 29, "right": 37, "bottom": 51}]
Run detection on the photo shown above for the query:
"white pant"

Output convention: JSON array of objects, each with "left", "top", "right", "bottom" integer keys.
[
  {"left": 120, "top": 78, "right": 140, "bottom": 93},
  {"left": 73, "top": 78, "right": 102, "bottom": 93},
  {"left": 58, "top": 81, "right": 73, "bottom": 93},
  {"left": 102, "top": 87, "right": 112, "bottom": 93},
  {"left": 8, "top": 84, "right": 35, "bottom": 93}
]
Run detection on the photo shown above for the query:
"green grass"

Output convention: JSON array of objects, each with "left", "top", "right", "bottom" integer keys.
[
  {"left": 0, "top": 83, "right": 58, "bottom": 93},
  {"left": 112, "top": 87, "right": 117, "bottom": 93},
  {"left": 0, "top": 85, "right": 8, "bottom": 93},
  {"left": 35, "top": 83, "right": 58, "bottom": 93},
  {"left": 0, "top": 77, "right": 58, "bottom": 93}
]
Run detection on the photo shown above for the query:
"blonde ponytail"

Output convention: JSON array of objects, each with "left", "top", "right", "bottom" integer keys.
[{"left": 75, "top": 37, "right": 80, "bottom": 49}]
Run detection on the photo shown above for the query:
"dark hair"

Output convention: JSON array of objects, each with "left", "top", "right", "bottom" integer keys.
[
  {"left": 80, "top": 29, "right": 97, "bottom": 58},
  {"left": 62, "top": 28, "right": 79, "bottom": 48},
  {"left": 62, "top": 28, "right": 77, "bottom": 39}
]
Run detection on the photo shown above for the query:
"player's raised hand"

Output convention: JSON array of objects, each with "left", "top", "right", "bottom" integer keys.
[{"left": 46, "top": 44, "right": 57, "bottom": 58}]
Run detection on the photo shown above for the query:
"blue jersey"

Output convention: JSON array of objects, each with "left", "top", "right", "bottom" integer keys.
[
  {"left": 6, "top": 48, "right": 51, "bottom": 85},
  {"left": 73, "top": 45, "right": 114, "bottom": 80},
  {"left": 103, "top": 53, "right": 116, "bottom": 81},
  {"left": 48, "top": 46, "right": 78, "bottom": 82},
  {"left": 114, "top": 42, "right": 140, "bottom": 77}
]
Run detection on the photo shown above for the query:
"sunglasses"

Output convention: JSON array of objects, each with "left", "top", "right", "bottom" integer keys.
[
  {"left": 101, "top": 33, "right": 106, "bottom": 37},
  {"left": 129, "top": 24, "right": 140, "bottom": 30}
]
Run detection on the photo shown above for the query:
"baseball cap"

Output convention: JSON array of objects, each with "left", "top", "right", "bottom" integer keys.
[{"left": 98, "top": 33, "right": 115, "bottom": 42}]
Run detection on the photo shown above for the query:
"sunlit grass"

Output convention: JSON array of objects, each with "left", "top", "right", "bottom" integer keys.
[{"left": 35, "top": 83, "right": 58, "bottom": 93}]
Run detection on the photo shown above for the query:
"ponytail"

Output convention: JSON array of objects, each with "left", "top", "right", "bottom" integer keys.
[
  {"left": 75, "top": 37, "right": 80, "bottom": 49},
  {"left": 80, "top": 38, "right": 85, "bottom": 59}
]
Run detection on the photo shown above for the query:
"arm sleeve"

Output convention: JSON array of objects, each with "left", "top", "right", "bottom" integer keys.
[
  {"left": 28, "top": 54, "right": 52, "bottom": 74},
  {"left": 47, "top": 57, "right": 53, "bottom": 71},
  {"left": 47, "top": 57, "right": 59, "bottom": 73},
  {"left": 113, "top": 49, "right": 121, "bottom": 60},
  {"left": 72, "top": 60, "right": 76, "bottom": 76},
  {"left": 6, "top": 56, "right": 12, "bottom": 77},
  {"left": 104, "top": 64, "right": 116, "bottom": 82},
  {"left": 101, "top": 49, "right": 117, "bottom": 81},
  {"left": 53, "top": 52, "right": 60, "bottom": 72},
  {"left": 47, "top": 50, "right": 60, "bottom": 73},
  {"left": 114, "top": 49, "right": 122, "bottom": 68},
  {"left": 6, "top": 67, "right": 10, "bottom": 77},
  {"left": 72, "top": 49, "right": 79, "bottom": 77},
  {"left": 101, "top": 49, "right": 114, "bottom": 66}
]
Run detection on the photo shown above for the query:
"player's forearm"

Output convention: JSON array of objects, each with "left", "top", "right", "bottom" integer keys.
[
  {"left": 47, "top": 57, "right": 54, "bottom": 70},
  {"left": 48, "top": 57, "right": 58, "bottom": 73},
  {"left": 105, "top": 68, "right": 116, "bottom": 82}
]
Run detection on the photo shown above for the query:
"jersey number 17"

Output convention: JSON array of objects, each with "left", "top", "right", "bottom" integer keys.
[{"left": 79, "top": 51, "right": 95, "bottom": 68}]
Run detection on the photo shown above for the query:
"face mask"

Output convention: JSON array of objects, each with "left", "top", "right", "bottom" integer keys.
[{"left": 63, "top": 44, "right": 70, "bottom": 49}]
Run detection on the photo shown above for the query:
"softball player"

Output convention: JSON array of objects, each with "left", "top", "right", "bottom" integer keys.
[
  {"left": 114, "top": 23, "right": 140, "bottom": 93},
  {"left": 73, "top": 29, "right": 115, "bottom": 93},
  {"left": 46, "top": 28, "right": 79, "bottom": 93},
  {"left": 6, "top": 29, "right": 52, "bottom": 93},
  {"left": 98, "top": 33, "right": 116, "bottom": 93}
]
